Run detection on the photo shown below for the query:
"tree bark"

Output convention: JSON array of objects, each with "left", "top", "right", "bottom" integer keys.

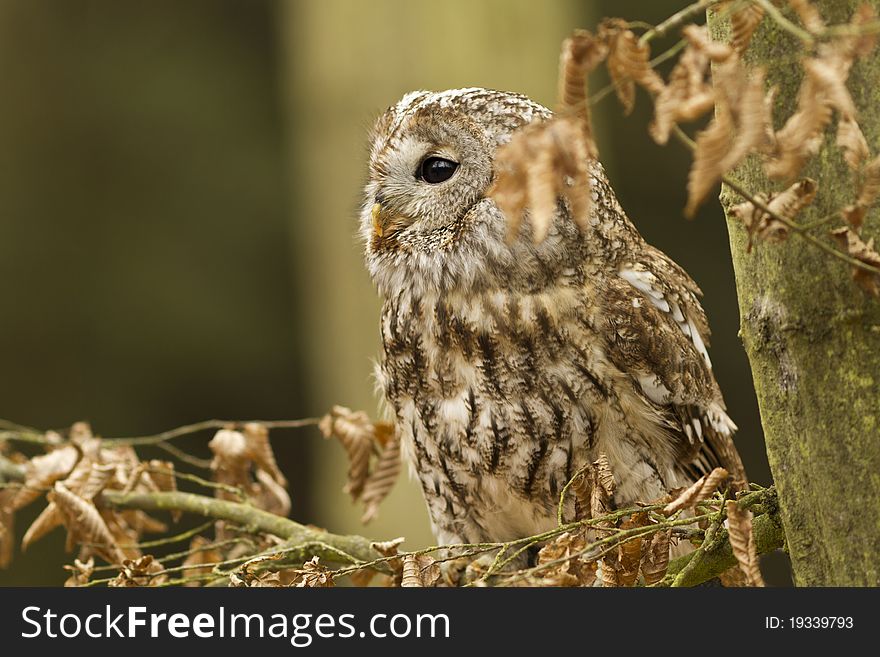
[{"left": 709, "top": 1, "right": 880, "bottom": 585}]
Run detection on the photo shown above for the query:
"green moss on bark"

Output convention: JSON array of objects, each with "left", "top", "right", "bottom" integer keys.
[{"left": 709, "top": 1, "right": 880, "bottom": 585}]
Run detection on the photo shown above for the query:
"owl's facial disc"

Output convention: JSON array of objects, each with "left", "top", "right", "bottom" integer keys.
[
  {"left": 364, "top": 104, "right": 494, "bottom": 253},
  {"left": 371, "top": 153, "right": 462, "bottom": 239}
]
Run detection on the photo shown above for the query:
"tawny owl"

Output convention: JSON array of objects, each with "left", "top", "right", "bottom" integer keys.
[{"left": 361, "top": 88, "right": 745, "bottom": 546}]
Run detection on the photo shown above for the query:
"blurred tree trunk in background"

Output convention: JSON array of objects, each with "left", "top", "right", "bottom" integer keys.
[
  {"left": 710, "top": 1, "right": 880, "bottom": 585},
  {"left": 276, "top": 0, "right": 591, "bottom": 546}
]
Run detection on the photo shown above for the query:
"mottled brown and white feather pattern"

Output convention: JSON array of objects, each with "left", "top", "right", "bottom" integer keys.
[{"left": 362, "top": 88, "right": 745, "bottom": 545}]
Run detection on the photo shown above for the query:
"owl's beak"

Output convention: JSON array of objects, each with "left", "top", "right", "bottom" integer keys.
[
  {"left": 371, "top": 203, "right": 385, "bottom": 237},
  {"left": 371, "top": 202, "right": 408, "bottom": 238}
]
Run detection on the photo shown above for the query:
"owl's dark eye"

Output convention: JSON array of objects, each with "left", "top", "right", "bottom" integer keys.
[{"left": 418, "top": 156, "right": 459, "bottom": 184}]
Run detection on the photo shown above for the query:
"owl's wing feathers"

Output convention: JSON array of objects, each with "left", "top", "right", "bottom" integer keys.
[{"left": 603, "top": 248, "right": 746, "bottom": 484}]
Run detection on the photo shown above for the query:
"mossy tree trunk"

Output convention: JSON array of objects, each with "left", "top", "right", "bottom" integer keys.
[{"left": 709, "top": 1, "right": 880, "bottom": 586}]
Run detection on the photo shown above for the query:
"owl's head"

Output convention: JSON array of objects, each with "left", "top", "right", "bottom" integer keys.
[{"left": 361, "top": 88, "right": 557, "bottom": 296}]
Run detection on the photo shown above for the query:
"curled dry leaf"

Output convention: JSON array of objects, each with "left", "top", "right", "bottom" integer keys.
[
  {"left": 569, "top": 465, "right": 594, "bottom": 521},
  {"left": 180, "top": 536, "right": 223, "bottom": 587},
  {"left": 0, "top": 495, "right": 12, "bottom": 569},
  {"left": 731, "top": 178, "right": 818, "bottom": 250},
  {"left": 640, "top": 529, "right": 672, "bottom": 585},
  {"left": 320, "top": 406, "right": 400, "bottom": 522},
  {"left": 243, "top": 422, "right": 287, "bottom": 487},
  {"left": 650, "top": 28, "right": 721, "bottom": 145},
  {"left": 491, "top": 116, "right": 593, "bottom": 243},
  {"left": 849, "top": 3, "right": 880, "bottom": 57},
  {"left": 802, "top": 57, "right": 856, "bottom": 121},
  {"left": 788, "top": 0, "right": 825, "bottom": 33},
  {"left": 730, "top": 3, "right": 765, "bottom": 54},
  {"left": 558, "top": 28, "right": 607, "bottom": 134},
  {"left": 663, "top": 467, "right": 729, "bottom": 515},
  {"left": 52, "top": 481, "right": 125, "bottom": 564},
  {"left": 401, "top": 553, "right": 440, "bottom": 588},
  {"left": 837, "top": 117, "right": 870, "bottom": 171},
  {"left": 254, "top": 469, "right": 292, "bottom": 518},
  {"left": 843, "top": 155, "right": 880, "bottom": 229},
  {"left": 319, "top": 406, "right": 376, "bottom": 501},
  {"left": 63, "top": 556, "right": 95, "bottom": 587},
  {"left": 359, "top": 429, "right": 401, "bottom": 524},
  {"left": 600, "top": 554, "right": 620, "bottom": 587},
  {"left": 109, "top": 554, "right": 168, "bottom": 587},
  {"left": 209, "top": 428, "right": 251, "bottom": 497},
  {"left": 601, "top": 19, "right": 665, "bottom": 115},
  {"left": 764, "top": 10, "right": 877, "bottom": 181},
  {"left": 22, "top": 458, "right": 112, "bottom": 552},
  {"left": 725, "top": 500, "right": 765, "bottom": 587},
  {"left": 146, "top": 460, "right": 177, "bottom": 493},
  {"left": 536, "top": 531, "right": 597, "bottom": 587},
  {"left": 209, "top": 425, "right": 290, "bottom": 516},
  {"left": 685, "top": 51, "right": 769, "bottom": 217},
  {"left": 830, "top": 227, "right": 880, "bottom": 297},
  {"left": 617, "top": 512, "right": 649, "bottom": 586},
  {"left": 6, "top": 444, "right": 79, "bottom": 513},
  {"left": 490, "top": 27, "right": 606, "bottom": 244},
  {"left": 595, "top": 452, "right": 615, "bottom": 498},
  {"left": 293, "top": 556, "right": 335, "bottom": 588}
]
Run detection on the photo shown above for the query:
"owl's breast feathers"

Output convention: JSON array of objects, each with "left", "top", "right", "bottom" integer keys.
[{"left": 378, "top": 240, "right": 744, "bottom": 543}]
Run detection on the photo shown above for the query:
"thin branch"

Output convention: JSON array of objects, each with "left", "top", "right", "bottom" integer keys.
[
  {"left": 640, "top": 0, "right": 725, "bottom": 45},
  {"left": 100, "top": 489, "right": 384, "bottom": 568},
  {"left": 103, "top": 417, "right": 322, "bottom": 447},
  {"left": 658, "top": 501, "right": 785, "bottom": 586},
  {"left": 753, "top": 0, "right": 815, "bottom": 44},
  {"left": 671, "top": 125, "right": 880, "bottom": 277}
]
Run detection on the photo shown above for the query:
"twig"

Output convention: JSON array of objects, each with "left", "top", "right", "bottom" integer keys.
[
  {"left": 640, "top": 0, "right": 725, "bottom": 45},
  {"left": 100, "top": 489, "right": 383, "bottom": 568},
  {"left": 144, "top": 465, "right": 246, "bottom": 500},
  {"left": 671, "top": 125, "right": 880, "bottom": 277},
  {"left": 753, "top": 0, "right": 815, "bottom": 44},
  {"left": 658, "top": 502, "right": 785, "bottom": 586},
  {"left": 103, "top": 417, "right": 322, "bottom": 447},
  {"left": 154, "top": 441, "right": 213, "bottom": 469}
]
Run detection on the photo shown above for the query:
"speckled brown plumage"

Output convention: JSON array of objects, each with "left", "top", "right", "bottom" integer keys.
[{"left": 361, "top": 88, "right": 745, "bottom": 545}]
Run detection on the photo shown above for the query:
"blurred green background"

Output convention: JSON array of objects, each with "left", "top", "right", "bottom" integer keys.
[{"left": 0, "top": 0, "right": 787, "bottom": 585}]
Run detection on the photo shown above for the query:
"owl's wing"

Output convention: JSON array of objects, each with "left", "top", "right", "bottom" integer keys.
[{"left": 603, "top": 246, "right": 746, "bottom": 485}]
